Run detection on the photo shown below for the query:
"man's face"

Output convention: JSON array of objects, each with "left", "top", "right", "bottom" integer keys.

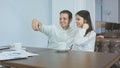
[{"left": 60, "top": 13, "right": 71, "bottom": 29}]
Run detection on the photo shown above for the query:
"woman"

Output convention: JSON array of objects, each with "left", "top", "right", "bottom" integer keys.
[{"left": 72, "top": 10, "right": 96, "bottom": 52}]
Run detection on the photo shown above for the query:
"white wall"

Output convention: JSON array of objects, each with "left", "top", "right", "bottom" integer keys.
[
  {"left": 95, "top": 0, "right": 102, "bottom": 21},
  {"left": 52, "top": 0, "right": 95, "bottom": 29},
  {"left": 0, "top": 0, "right": 51, "bottom": 47}
]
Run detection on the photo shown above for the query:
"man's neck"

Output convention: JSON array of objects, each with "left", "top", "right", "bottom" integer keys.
[{"left": 62, "top": 26, "right": 69, "bottom": 30}]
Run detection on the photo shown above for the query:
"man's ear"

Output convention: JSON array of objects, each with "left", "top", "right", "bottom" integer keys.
[{"left": 69, "top": 19, "right": 72, "bottom": 23}]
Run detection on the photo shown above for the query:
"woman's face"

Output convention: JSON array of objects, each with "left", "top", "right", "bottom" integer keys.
[{"left": 76, "top": 15, "right": 85, "bottom": 27}]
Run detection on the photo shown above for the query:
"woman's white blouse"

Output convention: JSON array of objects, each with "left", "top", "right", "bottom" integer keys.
[{"left": 72, "top": 28, "right": 96, "bottom": 52}]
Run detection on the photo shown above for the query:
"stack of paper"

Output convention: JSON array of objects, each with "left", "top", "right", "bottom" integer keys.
[
  {"left": 0, "top": 45, "right": 11, "bottom": 50},
  {"left": 0, "top": 50, "right": 38, "bottom": 61}
]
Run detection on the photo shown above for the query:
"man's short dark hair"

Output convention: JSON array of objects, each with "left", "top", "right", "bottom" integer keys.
[{"left": 60, "top": 10, "right": 72, "bottom": 19}]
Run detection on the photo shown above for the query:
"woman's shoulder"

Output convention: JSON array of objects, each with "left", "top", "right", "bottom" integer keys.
[
  {"left": 90, "top": 30, "right": 96, "bottom": 36},
  {"left": 91, "top": 30, "right": 96, "bottom": 33},
  {"left": 86, "top": 30, "right": 96, "bottom": 37}
]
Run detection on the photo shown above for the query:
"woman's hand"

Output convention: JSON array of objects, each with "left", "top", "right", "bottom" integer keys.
[{"left": 82, "top": 23, "right": 89, "bottom": 30}]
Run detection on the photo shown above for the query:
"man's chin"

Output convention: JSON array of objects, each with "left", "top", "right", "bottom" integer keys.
[
  {"left": 61, "top": 25, "right": 66, "bottom": 28},
  {"left": 60, "top": 24, "right": 65, "bottom": 27}
]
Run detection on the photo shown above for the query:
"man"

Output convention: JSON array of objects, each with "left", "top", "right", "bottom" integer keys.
[{"left": 32, "top": 10, "right": 75, "bottom": 50}]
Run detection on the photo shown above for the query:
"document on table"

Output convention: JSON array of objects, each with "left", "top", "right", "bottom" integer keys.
[
  {"left": 0, "top": 50, "right": 38, "bottom": 61},
  {"left": 0, "top": 45, "right": 11, "bottom": 50}
]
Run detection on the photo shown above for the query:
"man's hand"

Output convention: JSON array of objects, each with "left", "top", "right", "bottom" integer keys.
[{"left": 32, "top": 19, "right": 42, "bottom": 31}]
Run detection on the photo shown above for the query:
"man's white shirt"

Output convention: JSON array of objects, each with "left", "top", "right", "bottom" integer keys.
[{"left": 41, "top": 24, "right": 76, "bottom": 50}]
